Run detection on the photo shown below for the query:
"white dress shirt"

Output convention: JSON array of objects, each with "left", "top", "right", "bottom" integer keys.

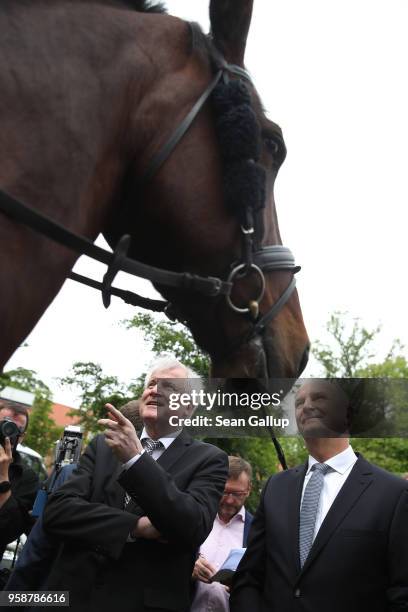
[
  {"left": 122, "top": 427, "right": 181, "bottom": 469},
  {"left": 301, "top": 445, "right": 358, "bottom": 540}
]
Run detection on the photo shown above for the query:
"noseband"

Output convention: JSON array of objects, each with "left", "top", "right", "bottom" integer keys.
[{"left": 0, "top": 56, "right": 300, "bottom": 354}]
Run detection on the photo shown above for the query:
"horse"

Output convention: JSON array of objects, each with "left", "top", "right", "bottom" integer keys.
[{"left": 0, "top": 0, "right": 309, "bottom": 379}]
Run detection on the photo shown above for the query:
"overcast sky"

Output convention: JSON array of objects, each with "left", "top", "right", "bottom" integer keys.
[{"left": 6, "top": 0, "right": 408, "bottom": 406}]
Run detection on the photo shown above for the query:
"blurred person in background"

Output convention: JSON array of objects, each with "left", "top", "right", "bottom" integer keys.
[
  {"left": 0, "top": 401, "right": 38, "bottom": 565},
  {"left": 191, "top": 456, "right": 253, "bottom": 612}
]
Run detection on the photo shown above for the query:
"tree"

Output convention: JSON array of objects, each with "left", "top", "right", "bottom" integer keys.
[
  {"left": 0, "top": 367, "right": 62, "bottom": 457},
  {"left": 0, "top": 367, "right": 52, "bottom": 398},
  {"left": 312, "top": 312, "right": 382, "bottom": 377},
  {"left": 312, "top": 312, "right": 408, "bottom": 475},
  {"left": 59, "top": 362, "right": 132, "bottom": 436},
  {"left": 124, "top": 313, "right": 209, "bottom": 376}
]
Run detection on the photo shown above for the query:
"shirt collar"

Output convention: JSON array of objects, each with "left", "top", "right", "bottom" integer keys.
[
  {"left": 140, "top": 427, "right": 181, "bottom": 450},
  {"left": 308, "top": 444, "right": 356, "bottom": 475}
]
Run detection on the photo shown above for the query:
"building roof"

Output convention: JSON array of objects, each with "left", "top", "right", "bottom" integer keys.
[
  {"left": 0, "top": 386, "right": 35, "bottom": 407},
  {"left": 50, "top": 403, "right": 80, "bottom": 428}
]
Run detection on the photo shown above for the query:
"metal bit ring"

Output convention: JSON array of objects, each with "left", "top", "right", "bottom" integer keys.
[{"left": 226, "top": 263, "right": 266, "bottom": 314}]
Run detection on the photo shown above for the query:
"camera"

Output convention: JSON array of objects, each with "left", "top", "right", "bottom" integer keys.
[
  {"left": 0, "top": 418, "right": 21, "bottom": 452},
  {"left": 54, "top": 425, "right": 83, "bottom": 472}
]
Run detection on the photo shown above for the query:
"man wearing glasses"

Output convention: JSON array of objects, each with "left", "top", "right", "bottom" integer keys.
[
  {"left": 0, "top": 401, "right": 39, "bottom": 563},
  {"left": 191, "top": 456, "right": 253, "bottom": 612}
]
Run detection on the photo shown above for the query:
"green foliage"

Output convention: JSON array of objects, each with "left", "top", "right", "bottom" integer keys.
[
  {"left": 0, "top": 367, "right": 51, "bottom": 399},
  {"left": 357, "top": 350, "right": 408, "bottom": 378},
  {"left": 353, "top": 438, "right": 408, "bottom": 475},
  {"left": 312, "top": 312, "right": 408, "bottom": 474},
  {"left": 312, "top": 312, "right": 381, "bottom": 377},
  {"left": 124, "top": 314, "right": 209, "bottom": 376},
  {"left": 59, "top": 362, "right": 132, "bottom": 436}
]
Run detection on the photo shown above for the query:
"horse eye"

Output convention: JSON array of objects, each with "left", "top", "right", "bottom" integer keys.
[
  {"left": 263, "top": 135, "right": 287, "bottom": 165},
  {"left": 264, "top": 137, "right": 280, "bottom": 156}
]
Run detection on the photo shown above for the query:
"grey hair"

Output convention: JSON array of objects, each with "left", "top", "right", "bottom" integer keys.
[
  {"left": 144, "top": 355, "right": 201, "bottom": 386},
  {"left": 143, "top": 355, "right": 204, "bottom": 405}
]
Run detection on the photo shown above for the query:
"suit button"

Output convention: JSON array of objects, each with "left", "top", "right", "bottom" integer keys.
[{"left": 294, "top": 588, "right": 301, "bottom": 598}]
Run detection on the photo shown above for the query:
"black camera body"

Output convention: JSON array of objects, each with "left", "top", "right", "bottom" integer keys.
[
  {"left": 54, "top": 425, "right": 83, "bottom": 472},
  {"left": 0, "top": 418, "right": 20, "bottom": 452}
]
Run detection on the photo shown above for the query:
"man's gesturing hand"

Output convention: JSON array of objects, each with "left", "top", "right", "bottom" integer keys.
[{"left": 98, "top": 404, "right": 143, "bottom": 463}]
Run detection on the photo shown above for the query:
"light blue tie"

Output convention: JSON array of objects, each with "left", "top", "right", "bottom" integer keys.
[{"left": 299, "top": 463, "right": 331, "bottom": 567}]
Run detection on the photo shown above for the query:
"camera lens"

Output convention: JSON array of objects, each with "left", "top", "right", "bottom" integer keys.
[{"left": 0, "top": 419, "right": 19, "bottom": 438}]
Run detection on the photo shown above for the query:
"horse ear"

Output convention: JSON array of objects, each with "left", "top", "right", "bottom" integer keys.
[{"left": 209, "top": 0, "right": 254, "bottom": 66}]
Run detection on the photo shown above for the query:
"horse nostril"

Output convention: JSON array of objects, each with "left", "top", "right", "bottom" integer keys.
[{"left": 298, "top": 344, "right": 310, "bottom": 376}]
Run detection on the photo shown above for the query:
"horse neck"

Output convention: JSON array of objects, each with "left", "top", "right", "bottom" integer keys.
[
  {"left": 0, "top": 3, "right": 200, "bottom": 367},
  {"left": 0, "top": 4, "right": 193, "bottom": 239}
]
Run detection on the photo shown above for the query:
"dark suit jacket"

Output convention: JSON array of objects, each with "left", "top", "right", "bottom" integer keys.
[
  {"left": 6, "top": 463, "right": 77, "bottom": 591},
  {"left": 230, "top": 454, "right": 408, "bottom": 612},
  {"left": 0, "top": 451, "right": 39, "bottom": 561},
  {"left": 43, "top": 432, "right": 228, "bottom": 612}
]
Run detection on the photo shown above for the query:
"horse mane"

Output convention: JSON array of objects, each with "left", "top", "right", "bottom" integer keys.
[
  {"left": 187, "top": 23, "right": 266, "bottom": 227},
  {"left": 114, "top": 0, "right": 166, "bottom": 13}
]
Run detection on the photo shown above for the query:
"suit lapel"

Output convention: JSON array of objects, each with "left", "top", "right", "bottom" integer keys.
[
  {"left": 122, "top": 430, "right": 193, "bottom": 515},
  {"left": 298, "top": 455, "right": 374, "bottom": 578},
  {"left": 156, "top": 429, "right": 193, "bottom": 471}
]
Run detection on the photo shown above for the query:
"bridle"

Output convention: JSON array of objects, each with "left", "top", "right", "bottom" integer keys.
[
  {"left": 0, "top": 56, "right": 300, "bottom": 356},
  {"left": 0, "top": 51, "right": 297, "bottom": 470}
]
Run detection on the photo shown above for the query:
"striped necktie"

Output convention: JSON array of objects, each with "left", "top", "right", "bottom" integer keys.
[
  {"left": 142, "top": 438, "right": 164, "bottom": 455},
  {"left": 124, "top": 438, "right": 164, "bottom": 508},
  {"left": 299, "top": 462, "right": 332, "bottom": 567}
]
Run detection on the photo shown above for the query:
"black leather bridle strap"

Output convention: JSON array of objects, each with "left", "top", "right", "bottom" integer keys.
[
  {"left": 139, "top": 70, "right": 223, "bottom": 185},
  {"left": 248, "top": 276, "right": 297, "bottom": 339},
  {"left": 69, "top": 272, "right": 167, "bottom": 312},
  {"left": 0, "top": 188, "right": 232, "bottom": 297},
  {"left": 0, "top": 188, "right": 111, "bottom": 265}
]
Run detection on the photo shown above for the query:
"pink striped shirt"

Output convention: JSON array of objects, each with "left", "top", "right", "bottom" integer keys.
[{"left": 191, "top": 508, "right": 246, "bottom": 612}]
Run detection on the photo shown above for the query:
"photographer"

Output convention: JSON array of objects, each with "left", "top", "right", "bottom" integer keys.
[{"left": 0, "top": 401, "right": 39, "bottom": 563}]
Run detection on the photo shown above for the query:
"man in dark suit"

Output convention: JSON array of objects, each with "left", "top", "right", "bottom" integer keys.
[
  {"left": 230, "top": 379, "right": 408, "bottom": 612},
  {"left": 43, "top": 357, "right": 228, "bottom": 612}
]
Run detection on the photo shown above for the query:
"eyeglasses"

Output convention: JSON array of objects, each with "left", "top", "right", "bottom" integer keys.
[{"left": 222, "top": 490, "right": 249, "bottom": 500}]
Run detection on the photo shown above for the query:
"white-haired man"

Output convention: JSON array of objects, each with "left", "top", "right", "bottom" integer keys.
[{"left": 43, "top": 356, "right": 228, "bottom": 612}]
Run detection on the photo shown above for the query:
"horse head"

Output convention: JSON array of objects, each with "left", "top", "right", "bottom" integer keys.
[{"left": 104, "top": 0, "right": 310, "bottom": 378}]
